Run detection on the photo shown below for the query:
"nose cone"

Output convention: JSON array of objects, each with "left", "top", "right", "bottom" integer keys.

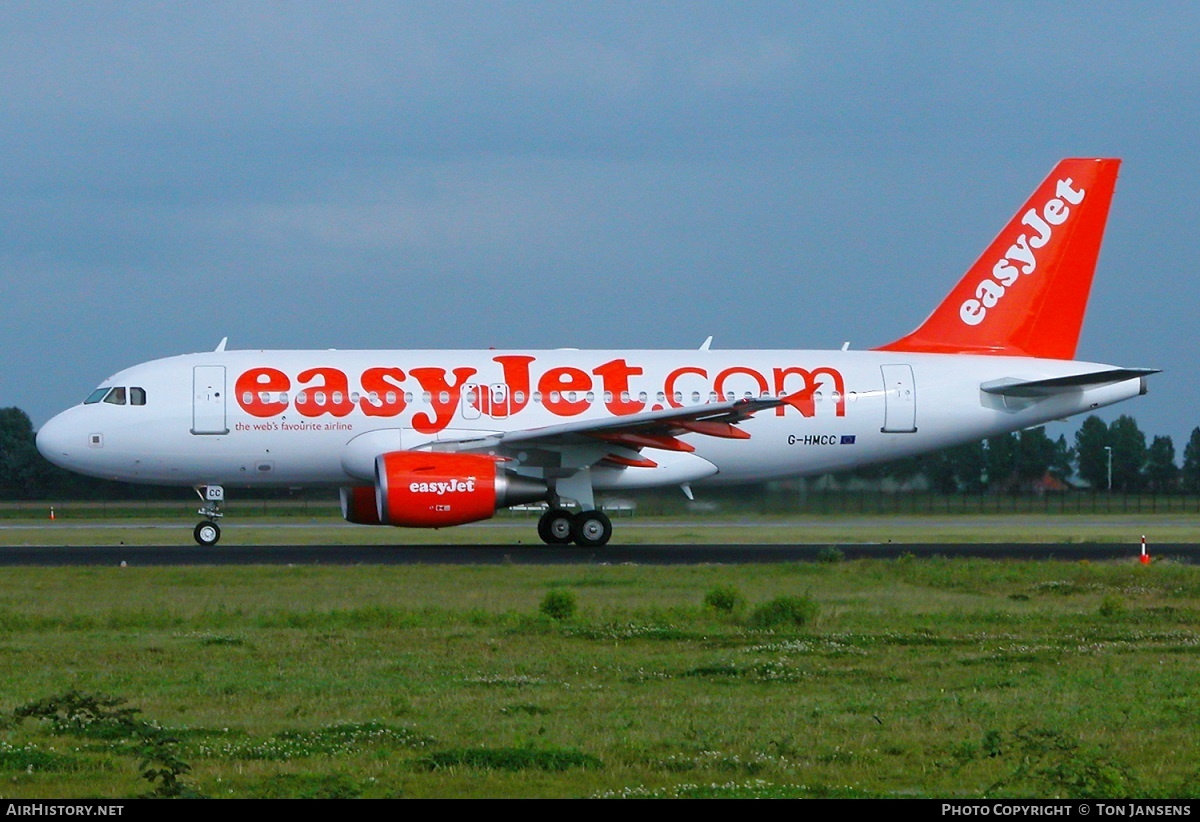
[{"left": 36, "top": 410, "right": 81, "bottom": 471}]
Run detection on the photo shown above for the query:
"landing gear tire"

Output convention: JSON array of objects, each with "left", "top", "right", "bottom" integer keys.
[
  {"left": 538, "top": 508, "right": 575, "bottom": 545},
  {"left": 571, "top": 510, "right": 612, "bottom": 547},
  {"left": 194, "top": 521, "right": 221, "bottom": 547}
]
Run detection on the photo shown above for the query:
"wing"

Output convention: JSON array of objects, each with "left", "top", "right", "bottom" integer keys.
[
  {"left": 498, "top": 396, "right": 776, "bottom": 450},
  {"left": 423, "top": 395, "right": 792, "bottom": 474}
]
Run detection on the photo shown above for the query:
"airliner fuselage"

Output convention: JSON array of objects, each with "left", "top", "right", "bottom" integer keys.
[{"left": 38, "top": 348, "right": 1147, "bottom": 489}]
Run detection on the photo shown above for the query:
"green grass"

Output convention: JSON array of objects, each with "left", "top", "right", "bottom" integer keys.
[
  {"left": 3, "top": 510, "right": 1199, "bottom": 546},
  {"left": 1, "top": 558, "right": 1199, "bottom": 798}
]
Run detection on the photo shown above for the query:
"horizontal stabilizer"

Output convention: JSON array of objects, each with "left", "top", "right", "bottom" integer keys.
[{"left": 981, "top": 368, "right": 1159, "bottom": 398}]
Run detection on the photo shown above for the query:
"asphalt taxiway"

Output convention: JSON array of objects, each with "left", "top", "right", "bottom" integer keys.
[{"left": 0, "top": 543, "right": 1196, "bottom": 566}]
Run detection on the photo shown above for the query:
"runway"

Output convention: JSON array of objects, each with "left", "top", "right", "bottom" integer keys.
[{"left": 0, "top": 543, "right": 1196, "bottom": 566}]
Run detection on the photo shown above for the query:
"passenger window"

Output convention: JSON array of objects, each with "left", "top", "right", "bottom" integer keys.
[
  {"left": 130, "top": 387, "right": 146, "bottom": 406},
  {"left": 103, "top": 387, "right": 127, "bottom": 405}
]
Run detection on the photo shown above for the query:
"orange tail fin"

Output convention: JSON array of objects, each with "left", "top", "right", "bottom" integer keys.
[{"left": 876, "top": 158, "right": 1120, "bottom": 359}]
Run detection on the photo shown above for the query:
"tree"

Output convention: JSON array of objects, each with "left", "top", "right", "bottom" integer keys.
[
  {"left": 0, "top": 407, "right": 47, "bottom": 499},
  {"left": 985, "top": 433, "right": 1018, "bottom": 492},
  {"left": 1050, "top": 434, "right": 1074, "bottom": 482},
  {"left": 921, "top": 440, "right": 987, "bottom": 494},
  {"left": 1183, "top": 428, "right": 1200, "bottom": 493},
  {"left": 1108, "top": 415, "right": 1147, "bottom": 492},
  {"left": 1015, "top": 427, "right": 1057, "bottom": 486},
  {"left": 1074, "top": 415, "right": 1111, "bottom": 490},
  {"left": 977, "top": 428, "right": 1061, "bottom": 493},
  {"left": 1145, "top": 435, "right": 1178, "bottom": 493},
  {"left": 950, "top": 440, "right": 987, "bottom": 493}
]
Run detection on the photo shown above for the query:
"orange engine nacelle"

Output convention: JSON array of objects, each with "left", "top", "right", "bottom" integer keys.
[{"left": 341, "top": 451, "right": 547, "bottom": 528}]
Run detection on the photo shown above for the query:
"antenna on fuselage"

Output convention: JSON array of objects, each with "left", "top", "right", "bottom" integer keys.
[
  {"left": 214, "top": 337, "right": 228, "bottom": 352},
  {"left": 699, "top": 336, "right": 713, "bottom": 351}
]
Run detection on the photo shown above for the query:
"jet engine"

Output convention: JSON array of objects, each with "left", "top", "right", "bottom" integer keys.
[{"left": 340, "top": 451, "right": 548, "bottom": 528}]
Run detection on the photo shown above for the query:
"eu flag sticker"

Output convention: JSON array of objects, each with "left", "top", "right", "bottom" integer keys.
[{"left": 840, "top": 435, "right": 856, "bottom": 445}]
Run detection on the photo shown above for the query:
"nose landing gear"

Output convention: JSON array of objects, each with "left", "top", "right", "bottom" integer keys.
[{"left": 193, "top": 485, "right": 224, "bottom": 546}]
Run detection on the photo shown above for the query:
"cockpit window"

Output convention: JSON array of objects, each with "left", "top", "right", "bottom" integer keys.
[{"left": 84, "top": 386, "right": 146, "bottom": 406}]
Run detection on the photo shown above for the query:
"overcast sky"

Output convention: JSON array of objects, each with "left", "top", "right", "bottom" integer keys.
[{"left": 3, "top": 1, "right": 1196, "bottom": 452}]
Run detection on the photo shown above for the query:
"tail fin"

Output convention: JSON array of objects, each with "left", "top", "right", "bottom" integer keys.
[{"left": 876, "top": 158, "right": 1120, "bottom": 359}]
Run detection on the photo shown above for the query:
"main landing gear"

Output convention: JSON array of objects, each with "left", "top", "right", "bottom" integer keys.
[
  {"left": 537, "top": 468, "right": 612, "bottom": 547},
  {"left": 537, "top": 507, "right": 612, "bottom": 547},
  {"left": 193, "top": 485, "right": 224, "bottom": 546}
]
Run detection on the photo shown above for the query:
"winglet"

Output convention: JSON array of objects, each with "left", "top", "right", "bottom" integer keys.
[{"left": 876, "top": 158, "right": 1120, "bottom": 359}]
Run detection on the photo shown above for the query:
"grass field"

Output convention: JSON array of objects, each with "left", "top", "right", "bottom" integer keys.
[
  {"left": 1, "top": 508, "right": 1198, "bottom": 547},
  {"left": 0, "top": 525, "right": 1198, "bottom": 798}
]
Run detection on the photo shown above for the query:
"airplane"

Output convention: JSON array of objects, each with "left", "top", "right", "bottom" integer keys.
[{"left": 36, "top": 158, "right": 1156, "bottom": 547}]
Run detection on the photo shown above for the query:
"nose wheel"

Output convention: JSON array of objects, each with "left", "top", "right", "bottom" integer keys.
[
  {"left": 193, "top": 484, "right": 225, "bottom": 546},
  {"left": 193, "top": 520, "right": 221, "bottom": 546}
]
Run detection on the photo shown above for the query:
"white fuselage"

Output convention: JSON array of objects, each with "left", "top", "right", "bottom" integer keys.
[{"left": 36, "top": 348, "right": 1146, "bottom": 490}]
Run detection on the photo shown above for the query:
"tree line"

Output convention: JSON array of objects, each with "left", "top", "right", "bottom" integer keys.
[
  {"left": 3, "top": 405, "right": 1200, "bottom": 501},
  {"left": 835, "top": 414, "right": 1200, "bottom": 494}
]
